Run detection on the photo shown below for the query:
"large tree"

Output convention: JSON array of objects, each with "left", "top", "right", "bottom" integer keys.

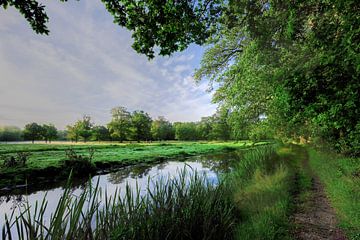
[
  {"left": 195, "top": 0, "right": 360, "bottom": 155},
  {"left": 66, "top": 115, "right": 93, "bottom": 142},
  {"left": 77, "top": 115, "right": 93, "bottom": 142},
  {"left": 42, "top": 124, "right": 58, "bottom": 143},
  {"left": 107, "top": 106, "right": 132, "bottom": 142},
  {"left": 151, "top": 116, "right": 174, "bottom": 141},
  {"left": 92, "top": 125, "right": 110, "bottom": 141},
  {"left": 130, "top": 110, "right": 152, "bottom": 142},
  {"left": 23, "top": 122, "right": 44, "bottom": 143},
  {"left": 174, "top": 122, "right": 199, "bottom": 141}
]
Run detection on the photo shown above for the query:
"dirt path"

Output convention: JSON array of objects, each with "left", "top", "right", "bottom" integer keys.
[{"left": 291, "top": 147, "right": 347, "bottom": 240}]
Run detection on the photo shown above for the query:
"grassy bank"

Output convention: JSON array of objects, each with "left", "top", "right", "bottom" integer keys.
[
  {"left": 308, "top": 148, "right": 360, "bottom": 239},
  {"left": 3, "top": 169, "right": 238, "bottom": 240},
  {"left": 2, "top": 144, "right": 296, "bottom": 240},
  {"left": 228, "top": 145, "right": 295, "bottom": 240},
  {"left": 0, "top": 141, "right": 263, "bottom": 188}
]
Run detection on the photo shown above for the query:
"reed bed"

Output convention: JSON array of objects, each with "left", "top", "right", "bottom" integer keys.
[{"left": 2, "top": 168, "right": 237, "bottom": 240}]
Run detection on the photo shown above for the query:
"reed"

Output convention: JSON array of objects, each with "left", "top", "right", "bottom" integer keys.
[{"left": 2, "top": 168, "right": 237, "bottom": 240}]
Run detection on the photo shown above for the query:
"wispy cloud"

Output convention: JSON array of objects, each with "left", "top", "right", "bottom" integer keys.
[{"left": 0, "top": 1, "right": 216, "bottom": 129}]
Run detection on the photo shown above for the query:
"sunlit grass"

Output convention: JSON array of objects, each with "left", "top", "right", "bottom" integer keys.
[
  {"left": 308, "top": 148, "right": 360, "bottom": 239},
  {"left": 0, "top": 141, "right": 268, "bottom": 188},
  {"left": 226, "top": 145, "right": 292, "bottom": 240}
]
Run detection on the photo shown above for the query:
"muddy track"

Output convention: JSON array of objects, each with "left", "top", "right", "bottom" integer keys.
[{"left": 291, "top": 146, "right": 347, "bottom": 240}]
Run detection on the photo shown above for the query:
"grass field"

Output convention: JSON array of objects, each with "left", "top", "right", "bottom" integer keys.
[
  {"left": 0, "top": 141, "right": 263, "bottom": 168},
  {"left": 0, "top": 141, "right": 266, "bottom": 188}
]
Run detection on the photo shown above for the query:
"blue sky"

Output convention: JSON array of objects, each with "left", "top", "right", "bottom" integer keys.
[{"left": 0, "top": 1, "right": 216, "bottom": 129}]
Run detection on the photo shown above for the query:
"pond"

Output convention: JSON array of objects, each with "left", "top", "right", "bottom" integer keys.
[{"left": 0, "top": 150, "right": 243, "bottom": 230}]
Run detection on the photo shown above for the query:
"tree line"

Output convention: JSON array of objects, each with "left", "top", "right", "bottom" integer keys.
[{"left": 0, "top": 106, "right": 240, "bottom": 143}]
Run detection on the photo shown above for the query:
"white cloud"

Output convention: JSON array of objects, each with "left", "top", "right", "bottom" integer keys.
[{"left": 0, "top": 1, "right": 216, "bottom": 129}]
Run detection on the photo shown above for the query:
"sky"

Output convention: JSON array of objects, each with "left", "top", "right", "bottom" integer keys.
[{"left": 0, "top": 1, "right": 217, "bottom": 129}]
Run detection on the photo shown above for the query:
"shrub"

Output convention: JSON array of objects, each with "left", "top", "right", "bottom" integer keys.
[
  {"left": 62, "top": 147, "right": 96, "bottom": 176},
  {"left": 1, "top": 152, "right": 31, "bottom": 168}
]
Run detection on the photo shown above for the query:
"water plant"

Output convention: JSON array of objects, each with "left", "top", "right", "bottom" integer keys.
[
  {"left": 2, "top": 168, "right": 237, "bottom": 240},
  {"left": 1, "top": 152, "right": 31, "bottom": 168},
  {"left": 62, "top": 147, "right": 96, "bottom": 176}
]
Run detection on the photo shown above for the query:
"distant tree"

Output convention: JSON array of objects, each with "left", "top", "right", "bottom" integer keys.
[
  {"left": 210, "top": 108, "right": 231, "bottom": 141},
  {"left": 77, "top": 115, "right": 93, "bottom": 142},
  {"left": 0, "top": 126, "right": 23, "bottom": 142},
  {"left": 42, "top": 124, "right": 58, "bottom": 143},
  {"left": 57, "top": 130, "right": 68, "bottom": 141},
  {"left": 108, "top": 107, "right": 132, "bottom": 142},
  {"left": 151, "top": 116, "right": 174, "bottom": 141},
  {"left": 92, "top": 125, "right": 110, "bottom": 141},
  {"left": 66, "top": 125, "right": 80, "bottom": 143},
  {"left": 23, "top": 122, "right": 43, "bottom": 143},
  {"left": 174, "top": 122, "right": 199, "bottom": 141},
  {"left": 197, "top": 117, "right": 213, "bottom": 140},
  {"left": 130, "top": 110, "right": 152, "bottom": 142},
  {"left": 67, "top": 115, "right": 93, "bottom": 143}
]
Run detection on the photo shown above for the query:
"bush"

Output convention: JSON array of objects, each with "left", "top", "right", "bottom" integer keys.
[
  {"left": 62, "top": 148, "right": 96, "bottom": 176},
  {"left": 1, "top": 152, "right": 31, "bottom": 168}
]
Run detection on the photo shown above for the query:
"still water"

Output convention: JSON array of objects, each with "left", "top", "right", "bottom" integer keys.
[{"left": 0, "top": 150, "right": 243, "bottom": 229}]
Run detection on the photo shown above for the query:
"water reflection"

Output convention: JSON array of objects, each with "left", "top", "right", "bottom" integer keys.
[
  {"left": 0, "top": 195, "right": 25, "bottom": 210},
  {"left": 0, "top": 150, "right": 244, "bottom": 228}
]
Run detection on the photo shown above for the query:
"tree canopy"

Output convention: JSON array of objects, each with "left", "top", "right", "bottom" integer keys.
[
  {"left": 195, "top": 0, "right": 360, "bottom": 155},
  {"left": 1, "top": 0, "right": 222, "bottom": 58}
]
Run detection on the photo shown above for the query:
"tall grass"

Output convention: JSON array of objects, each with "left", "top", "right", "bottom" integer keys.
[
  {"left": 2, "top": 168, "right": 237, "bottom": 240},
  {"left": 225, "top": 145, "right": 292, "bottom": 240},
  {"left": 2, "top": 144, "right": 292, "bottom": 240},
  {"left": 308, "top": 148, "right": 360, "bottom": 239}
]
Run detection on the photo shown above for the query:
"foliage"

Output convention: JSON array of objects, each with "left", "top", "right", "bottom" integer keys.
[
  {"left": 66, "top": 115, "right": 93, "bottom": 143},
  {"left": 63, "top": 147, "right": 96, "bottom": 176},
  {"left": 0, "top": 126, "right": 22, "bottom": 142},
  {"left": 78, "top": 115, "right": 93, "bottom": 142},
  {"left": 92, "top": 125, "right": 110, "bottom": 141},
  {"left": 23, "top": 122, "right": 44, "bottom": 143},
  {"left": 2, "top": 168, "right": 237, "bottom": 240},
  {"left": 1, "top": 0, "right": 222, "bottom": 58},
  {"left": 108, "top": 106, "right": 132, "bottom": 142},
  {"left": 195, "top": 0, "right": 360, "bottom": 155},
  {"left": 174, "top": 122, "right": 199, "bottom": 141},
  {"left": 150, "top": 116, "right": 174, "bottom": 141},
  {"left": 57, "top": 130, "right": 68, "bottom": 141},
  {"left": 130, "top": 110, "right": 152, "bottom": 142},
  {"left": 210, "top": 107, "right": 231, "bottom": 141},
  {"left": 66, "top": 124, "right": 81, "bottom": 142},
  {"left": 41, "top": 124, "right": 58, "bottom": 143},
  {"left": 1, "top": 152, "right": 31, "bottom": 168}
]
